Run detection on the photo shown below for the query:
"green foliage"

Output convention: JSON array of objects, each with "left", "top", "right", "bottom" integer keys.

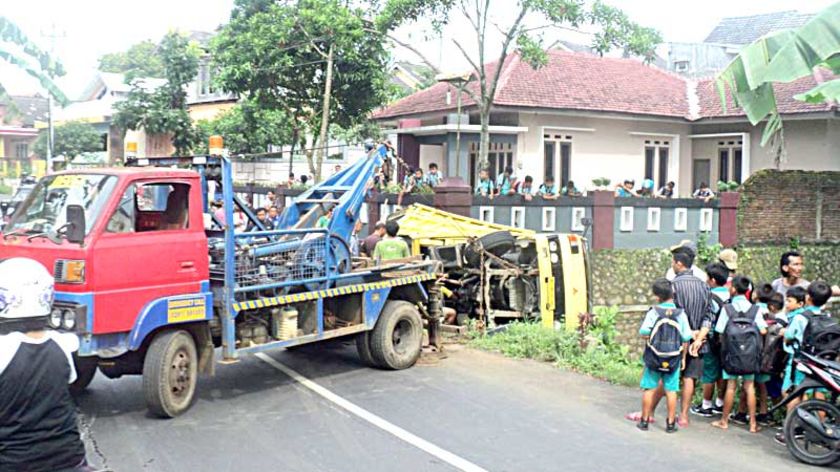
[
  {"left": 113, "top": 32, "right": 201, "bottom": 155},
  {"left": 0, "top": 17, "right": 67, "bottom": 105},
  {"left": 695, "top": 232, "right": 722, "bottom": 267},
  {"left": 716, "top": 3, "right": 840, "bottom": 156},
  {"left": 716, "top": 180, "right": 740, "bottom": 192},
  {"left": 789, "top": 237, "right": 801, "bottom": 251},
  {"left": 471, "top": 306, "right": 641, "bottom": 387},
  {"left": 213, "top": 0, "right": 392, "bottom": 178},
  {"left": 0, "top": 180, "right": 12, "bottom": 195},
  {"left": 592, "top": 177, "right": 611, "bottom": 187},
  {"left": 32, "top": 121, "right": 103, "bottom": 159},
  {"left": 98, "top": 40, "right": 165, "bottom": 80},
  {"left": 196, "top": 100, "right": 292, "bottom": 155}
]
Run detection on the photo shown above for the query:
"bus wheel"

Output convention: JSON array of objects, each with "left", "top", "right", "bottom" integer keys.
[
  {"left": 69, "top": 354, "right": 97, "bottom": 395},
  {"left": 143, "top": 330, "right": 197, "bottom": 418},
  {"left": 370, "top": 301, "right": 422, "bottom": 370}
]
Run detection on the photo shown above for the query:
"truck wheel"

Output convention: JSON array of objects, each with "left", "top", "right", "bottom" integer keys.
[
  {"left": 69, "top": 354, "right": 97, "bottom": 395},
  {"left": 143, "top": 330, "right": 198, "bottom": 418},
  {"left": 370, "top": 301, "right": 422, "bottom": 370},
  {"left": 355, "top": 332, "right": 380, "bottom": 368}
]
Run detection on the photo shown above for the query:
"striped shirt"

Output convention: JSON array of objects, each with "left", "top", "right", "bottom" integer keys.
[{"left": 672, "top": 270, "right": 712, "bottom": 353}]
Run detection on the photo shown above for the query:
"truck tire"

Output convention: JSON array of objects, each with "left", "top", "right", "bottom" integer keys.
[
  {"left": 369, "top": 301, "right": 422, "bottom": 370},
  {"left": 69, "top": 354, "right": 97, "bottom": 396},
  {"left": 355, "top": 332, "right": 380, "bottom": 368},
  {"left": 143, "top": 330, "right": 198, "bottom": 418},
  {"left": 464, "top": 231, "right": 515, "bottom": 267}
]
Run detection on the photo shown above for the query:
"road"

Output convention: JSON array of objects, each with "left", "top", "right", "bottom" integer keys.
[{"left": 77, "top": 341, "right": 817, "bottom": 472}]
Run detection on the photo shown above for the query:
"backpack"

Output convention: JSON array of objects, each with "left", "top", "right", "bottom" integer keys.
[
  {"left": 721, "top": 304, "right": 762, "bottom": 375},
  {"left": 760, "top": 324, "right": 788, "bottom": 374},
  {"left": 643, "top": 307, "right": 685, "bottom": 374},
  {"left": 802, "top": 310, "right": 840, "bottom": 359}
]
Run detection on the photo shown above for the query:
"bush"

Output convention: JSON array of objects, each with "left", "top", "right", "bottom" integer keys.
[
  {"left": 0, "top": 181, "right": 11, "bottom": 195},
  {"left": 470, "top": 306, "right": 642, "bottom": 387}
]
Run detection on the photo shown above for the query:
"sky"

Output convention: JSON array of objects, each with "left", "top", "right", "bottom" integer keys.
[{"left": 1, "top": 0, "right": 836, "bottom": 99}]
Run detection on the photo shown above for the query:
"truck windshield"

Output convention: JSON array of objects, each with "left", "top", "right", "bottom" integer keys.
[{"left": 7, "top": 174, "right": 118, "bottom": 236}]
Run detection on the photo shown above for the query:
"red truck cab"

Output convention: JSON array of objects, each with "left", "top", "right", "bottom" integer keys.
[{"left": 1, "top": 168, "right": 211, "bottom": 382}]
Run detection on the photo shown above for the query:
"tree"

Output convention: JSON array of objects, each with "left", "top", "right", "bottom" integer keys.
[
  {"left": 375, "top": 0, "right": 661, "bottom": 170},
  {"left": 0, "top": 17, "right": 68, "bottom": 107},
  {"left": 716, "top": 3, "right": 840, "bottom": 167},
  {"left": 212, "top": 0, "right": 391, "bottom": 180},
  {"left": 196, "top": 100, "right": 292, "bottom": 155},
  {"left": 113, "top": 32, "right": 201, "bottom": 155},
  {"left": 32, "top": 121, "right": 102, "bottom": 159},
  {"left": 98, "top": 40, "right": 165, "bottom": 81}
]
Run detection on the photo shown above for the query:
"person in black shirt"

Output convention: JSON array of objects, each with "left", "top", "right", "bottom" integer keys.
[{"left": 0, "top": 257, "right": 90, "bottom": 472}]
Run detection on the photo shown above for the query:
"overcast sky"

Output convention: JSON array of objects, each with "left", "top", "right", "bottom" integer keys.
[{"left": 1, "top": 0, "right": 835, "bottom": 98}]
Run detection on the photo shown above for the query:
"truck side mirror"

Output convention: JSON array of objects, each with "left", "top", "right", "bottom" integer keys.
[{"left": 66, "top": 204, "right": 86, "bottom": 244}]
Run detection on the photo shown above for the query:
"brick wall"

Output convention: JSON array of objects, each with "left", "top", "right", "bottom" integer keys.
[{"left": 738, "top": 170, "right": 840, "bottom": 244}]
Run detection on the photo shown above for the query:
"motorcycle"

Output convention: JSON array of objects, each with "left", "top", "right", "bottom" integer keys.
[{"left": 772, "top": 350, "right": 840, "bottom": 466}]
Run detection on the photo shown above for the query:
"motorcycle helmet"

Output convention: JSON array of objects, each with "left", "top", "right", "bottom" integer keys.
[{"left": 0, "top": 258, "right": 54, "bottom": 321}]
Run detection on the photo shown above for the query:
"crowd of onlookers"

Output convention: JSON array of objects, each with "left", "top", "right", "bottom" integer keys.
[{"left": 628, "top": 242, "right": 840, "bottom": 445}]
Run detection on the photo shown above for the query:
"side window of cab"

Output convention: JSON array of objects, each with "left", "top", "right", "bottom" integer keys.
[{"left": 106, "top": 182, "right": 190, "bottom": 233}]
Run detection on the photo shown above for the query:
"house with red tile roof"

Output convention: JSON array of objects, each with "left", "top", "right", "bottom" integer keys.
[{"left": 372, "top": 49, "right": 838, "bottom": 196}]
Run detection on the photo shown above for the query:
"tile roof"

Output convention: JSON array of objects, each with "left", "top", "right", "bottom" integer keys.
[
  {"left": 696, "top": 70, "right": 836, "bottom": 118},
  {"left": 8, "top": 95, "right": 48, "bottom": 125},
  {"left": 374, "top": 50, "right": 689, "bottom": 119},
  {"left": 704, "top": 11, "right": 814, "bottom": 45},
  {"left": 373, "top": 49, "right": 837, "bottom": 122}
]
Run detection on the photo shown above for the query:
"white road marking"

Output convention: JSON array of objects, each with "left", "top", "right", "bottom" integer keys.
[{"left": 255, "top": 353, "right": 489, "bottom": 472}]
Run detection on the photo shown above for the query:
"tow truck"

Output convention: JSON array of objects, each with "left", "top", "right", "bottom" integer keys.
[{"left": 0, "top": 142, "right": 443, "bottom": 417}]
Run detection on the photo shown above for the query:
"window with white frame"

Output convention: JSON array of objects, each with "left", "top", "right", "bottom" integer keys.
[
  {"left": 644, "top": 139, "right": 670, "bottom": 189},
  {"left": 542, "top": 207, "right": 556, "bottom": 232},
  {"left": 571, "top": 207, "right": 585, "bottom": 232},
  {"left": 699, "top": 208, "right": 714, "bottom": 232},
  {"left": 479, "top": 206, "right": 495, "bottom": 223},
  {"left": 543, "top": 133, "right": 572, "bottom": 185},
  {"left": 647, "top": 207, "right": 661, "bottom": 232},
  {"left": 718, "top": 139, "right": 744, "bottom": 184},
  {"left": 674, "top": 208, "right": 688, "bottom": 231},
  {"left": 510, "top": 207, "right": 525, "bottom": 229},
  {"left": 619, "top": 206, "right": 634, "bottom": 232},
  {"left": 674, "top": 60, "right": 690, "bottom": 72}
]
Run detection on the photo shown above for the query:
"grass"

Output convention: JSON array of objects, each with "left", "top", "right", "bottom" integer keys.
[
  {"left": 470, "top": 307, "right": 643, "bottom": 388},
  {"left": 0, "top": 181, "right": 12, "bottom": 195}
]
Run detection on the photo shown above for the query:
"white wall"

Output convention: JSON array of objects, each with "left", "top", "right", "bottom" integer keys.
[
  {"left": 516, "top": 112, "right": 691, "bottom": 194},
  {"left": 419, "top": 144, "right": 444, "bottom": 173}
]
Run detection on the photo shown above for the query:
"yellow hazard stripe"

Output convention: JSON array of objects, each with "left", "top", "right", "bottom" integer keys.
[{"left": 232, "top": 273, "right": 436, "bottom": 312}]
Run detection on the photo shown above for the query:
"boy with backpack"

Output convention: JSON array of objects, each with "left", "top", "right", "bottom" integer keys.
[
  {"left": 690, "top": 263, "right": 730, "bottom": 418},
  {"left": 775, "top": 281, "right": 834, "bottom": 445},
  {"left": 710, "top": 275, "right": 767, "bottom": 433},
  {"left": 637, "top": 278, "right": 693, "bottom": 433}
]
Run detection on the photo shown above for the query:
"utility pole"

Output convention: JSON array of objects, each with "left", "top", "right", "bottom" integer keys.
[{"left": 41, "top": 24, "right": 65, "bottom": 175}]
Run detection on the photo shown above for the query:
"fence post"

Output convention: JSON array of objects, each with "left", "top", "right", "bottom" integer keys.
[
  {"left": 433, "top": 177, "right": 472, "bottom": 217},
  {"left": 592, "top": 190, "right": 615, "bottom": 250},
  {"left": 718, "top": 191, "right": 740, "bottom": 247},
  {"left": 366, "top": 193, "right": 381, "bottom": 229}
]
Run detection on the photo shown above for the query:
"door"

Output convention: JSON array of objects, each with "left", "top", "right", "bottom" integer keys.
[
  {"left": 91, "top": 179, "right": 208, "bottom": 334},
  {"left": 692, "top": 159, "right": 711, "bottom": 192}
]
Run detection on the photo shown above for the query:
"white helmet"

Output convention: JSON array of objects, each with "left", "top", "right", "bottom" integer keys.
[{"left": 0, "top": 258, "right": 54, "bottom": 320}]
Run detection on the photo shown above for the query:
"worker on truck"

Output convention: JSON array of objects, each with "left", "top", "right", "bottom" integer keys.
[
  {"left": 374, "top": 221, "right": 410, "bottom": 263},
  {"left": 0, "top": 258, "right": 91, "bottom": 472}
]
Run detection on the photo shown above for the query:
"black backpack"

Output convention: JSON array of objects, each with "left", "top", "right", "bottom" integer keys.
[
  {"left": 760, "top": 324, "right": 788, "bottom": 374},
  {"left": 643, "top": 307, "right": 685, "bottom": 374},
  {"left": 721, "top": 304, "right": 763, "bottom": 375},
  {"left": 802, "top": 310, "right": 840, "bottom": 359}
]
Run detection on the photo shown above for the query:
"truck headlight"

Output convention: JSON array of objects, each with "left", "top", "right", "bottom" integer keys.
[
  {"left": 49, "top": 308, "right": 63, "bottom": 328},
  {"left": 548, "top": 241, "right": 558, "bottom": 252},
  {"left": 55, "top": 259, "right": 85, "bottom": 284},
  {"left": 62, "top": 309, "right": 76, "bottom": 330}
]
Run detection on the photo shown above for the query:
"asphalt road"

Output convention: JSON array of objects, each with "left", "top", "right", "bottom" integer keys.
[{"left": 76, "top": 341, "right": 819, "bottom": 472}]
